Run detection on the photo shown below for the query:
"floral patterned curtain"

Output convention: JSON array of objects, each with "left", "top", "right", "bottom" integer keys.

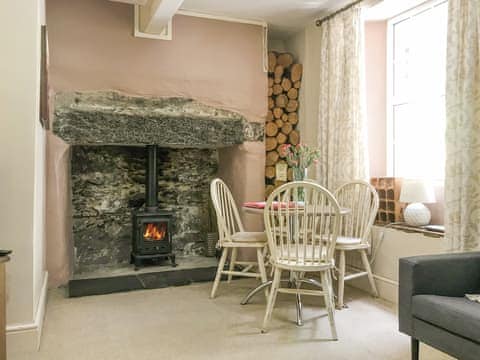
[
  {"left": 445, "top": 0, "right": 480, "bottom": 251},
  {"left": 317, "top": 5, "right": 368, "bottom": 190}
]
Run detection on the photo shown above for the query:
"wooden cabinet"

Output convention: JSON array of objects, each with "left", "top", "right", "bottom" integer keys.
[{"left": 0, "top": 256, "right": 9, "bottom": 360}]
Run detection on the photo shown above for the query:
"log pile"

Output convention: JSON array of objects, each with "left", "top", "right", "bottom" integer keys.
[{"left": 265, "top": 52, "right": 303, "bottom": 198}]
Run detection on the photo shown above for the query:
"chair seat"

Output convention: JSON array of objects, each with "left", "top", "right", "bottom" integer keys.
[
  {"left": 335, "top": 236, "right": 370, "bottom": 250},
  {"left": 231, "top": 231, "right": 267, "bottom": 242},
  {"left": 412, "top": 295, "right": 480, "bottom": 343}
]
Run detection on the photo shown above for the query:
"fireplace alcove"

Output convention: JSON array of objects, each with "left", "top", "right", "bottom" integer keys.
[{"left": 53, "top": 91, "right": 264, "bottom": 296}]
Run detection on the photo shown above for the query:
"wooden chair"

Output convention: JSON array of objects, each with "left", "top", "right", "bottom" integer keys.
[
  {"left": 210, "top": 178, "right": 268, "bottom": 299},
  {"left": 334, "top": 180, "right": 379, "bottom": 308},
  {"left": 261, "top": 181, "right": 341, "bottom": 339}
]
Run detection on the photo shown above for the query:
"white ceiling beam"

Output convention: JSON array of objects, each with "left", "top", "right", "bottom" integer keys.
[
  {"left": 109, "top": 0, "right": 149, "bottom": 5},
  {"left": 138, "top": 0, "right": 185, "bottom": 34}
]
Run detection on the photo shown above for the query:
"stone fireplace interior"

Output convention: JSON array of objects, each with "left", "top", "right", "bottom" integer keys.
[
  {"left": 71, "top": 145, "right": 216, "bottom": 273},
  {"left": 53, "top": 91, "right": 263, "bottom": 295}
]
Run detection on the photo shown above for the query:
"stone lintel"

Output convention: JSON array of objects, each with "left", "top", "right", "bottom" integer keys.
[{"left": 53, "top": 91, "right": 264, "bottom": 148}]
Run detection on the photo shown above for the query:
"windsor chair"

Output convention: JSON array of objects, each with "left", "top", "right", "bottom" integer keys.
[{"left": 210, "top": 178, "right": 268, "bottom": 299}]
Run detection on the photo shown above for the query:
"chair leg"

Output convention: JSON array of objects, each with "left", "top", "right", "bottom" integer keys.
[
  {"left": 210, "top": 247, "right": 228, "bottom": 299},
  {"left": 337, "top": 250, "right": 346, "bottom": 309},
  {"left": 411, "top": 337, "right": 419, "bottom": 360},
  {"left": 322, "top": 270, "right": 338, "bottom": 340},
  {"left": 326, "top": 269, "right": 336, "bottom": 311},
  {"left": 228, "top": 248, "right": 237, "bottom": 283},
  {"left": 256, "top": 247, "right": 269, "bottom": 298},
  {"left": 262, "top": 246, "right": 273, "bottom": 277},
  {"left": 261, "top": 267, "right": 282, "bottom": 333},
  {"left": 360, "top": 249, "right": 379, "bottom": 297}
]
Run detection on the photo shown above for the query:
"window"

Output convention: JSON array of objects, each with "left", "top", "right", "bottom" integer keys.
[{"left": 387, "top": 0, "right": 448, "bottom": 180}]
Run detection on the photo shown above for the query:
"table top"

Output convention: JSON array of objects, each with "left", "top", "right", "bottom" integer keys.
[{"left": 242, "top": 205, "right": 351, "bottom": 215}]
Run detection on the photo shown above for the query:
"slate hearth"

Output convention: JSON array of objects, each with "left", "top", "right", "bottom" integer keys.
[{"left": 69, "top": 256, "right": 217, "bottom": 297}]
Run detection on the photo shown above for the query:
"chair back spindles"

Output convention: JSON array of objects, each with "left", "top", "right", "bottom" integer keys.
[
  {"left": 264, "top": 181, "right": 341, "bottom": 267},
  {"left": 334, "top": 181, "right": 379, "bottom": 244},
  {"left": 210, "top": 179, "right": 245, "bottom": 245}
]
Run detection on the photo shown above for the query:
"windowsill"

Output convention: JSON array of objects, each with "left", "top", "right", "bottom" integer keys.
[{"left": 375, "top": 222, "right": 444, "bottom": 238}]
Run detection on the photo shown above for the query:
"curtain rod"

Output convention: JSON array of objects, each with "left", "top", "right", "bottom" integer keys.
[{"left": 315, "top": 0, "right": 365, "bottom": 26}]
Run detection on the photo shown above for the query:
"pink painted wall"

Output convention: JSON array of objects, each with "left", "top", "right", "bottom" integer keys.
[
  {"left": 365, "top": 21, "right": 387, "bottom": 178},
  {"left": 46, "top": 0, "right": 266, "bottom": 285}
]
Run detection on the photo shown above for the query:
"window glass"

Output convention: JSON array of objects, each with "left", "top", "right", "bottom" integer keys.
[{"left": 389, "top": 1, "right": 448, "bottom": 180}]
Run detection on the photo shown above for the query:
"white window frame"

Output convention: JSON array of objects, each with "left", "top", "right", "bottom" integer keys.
[{"left": 386, "top": 0, "right": 448, "bottom": 178}]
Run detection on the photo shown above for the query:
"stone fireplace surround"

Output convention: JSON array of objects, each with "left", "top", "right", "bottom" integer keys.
[{"left": 53, "top": 91, "right": 264, "bottom": 295}]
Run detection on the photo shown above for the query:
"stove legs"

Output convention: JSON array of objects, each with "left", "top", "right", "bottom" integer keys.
[
  {"left": 131, "top": 252, "right": 177, "bottom": 270},
  {"left": 170, "top": 254, "right": 177, "bottom": 267}
]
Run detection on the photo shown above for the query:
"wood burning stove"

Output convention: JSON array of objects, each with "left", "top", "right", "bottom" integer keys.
[{"left": 131, "top": 145, "right": 176, "bottom": 269}]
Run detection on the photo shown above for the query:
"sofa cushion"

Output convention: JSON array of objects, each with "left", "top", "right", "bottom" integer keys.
[{"left": 412, "top": 295, "right": 480, "bottom": 343}]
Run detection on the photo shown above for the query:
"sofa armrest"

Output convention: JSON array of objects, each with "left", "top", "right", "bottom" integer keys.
[{"left": 399, "top": 252, "right": 480, "bottom": 335}]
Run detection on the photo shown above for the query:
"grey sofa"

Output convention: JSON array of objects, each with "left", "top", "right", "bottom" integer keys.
[{"left": 399, "top": 252, "right": 480, "bottom": 360}]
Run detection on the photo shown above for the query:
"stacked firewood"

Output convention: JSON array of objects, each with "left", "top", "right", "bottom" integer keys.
[{"left": 265, "top": 51, "right": 303, "bottom": 198}]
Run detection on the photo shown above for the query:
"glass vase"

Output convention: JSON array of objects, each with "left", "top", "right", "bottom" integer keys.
[
  {"left": 292, "top": 167, "right": 306, "bottom": 201},
  {"left": 292, "top": 167, "right": 306, "bottom": 181}
]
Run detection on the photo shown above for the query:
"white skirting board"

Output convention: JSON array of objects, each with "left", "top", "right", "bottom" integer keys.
[
  {"left": 6, "top": 272, "right": 48, "bottom": 352},
  {"left": 348, "top": 271, "right": 399, "bottom": 304},
  {"left": 345, "top": 226, "right": 448, "bottom": 304}
]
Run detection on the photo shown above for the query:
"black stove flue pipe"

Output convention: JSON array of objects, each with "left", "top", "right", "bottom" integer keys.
[{"left": 145, "top": 145, "right": 158, "bottom": 211}]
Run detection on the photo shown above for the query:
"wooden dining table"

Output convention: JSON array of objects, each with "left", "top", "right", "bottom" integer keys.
[{"left": 240, "top": 202, "right": 351, "bottom": 326}]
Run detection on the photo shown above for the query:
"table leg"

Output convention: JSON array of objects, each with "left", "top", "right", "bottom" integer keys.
[
  {"left": 241, "top": 277, "right": 305, "bottom": 327},
  {"left": 242, "top": 276, "right": 324, "bottom": 328},
  {"left": 240, "top": 281, "right": 273, "bottom": 305},
  {"left": 295, "top": 292, "right": 303, "bottom": 326}
]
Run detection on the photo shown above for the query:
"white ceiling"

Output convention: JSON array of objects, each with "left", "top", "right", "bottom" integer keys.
[{"left": 180, "top": 0, "right": 352, "bottom": 38}]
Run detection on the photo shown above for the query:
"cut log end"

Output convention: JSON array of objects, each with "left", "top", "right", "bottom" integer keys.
[
  {"left": 289, "top": 130, "right": 300, "bottom": 146},
  {"left": 266, "top": 150, "right": 279, "bottom": 166},
  {"left": 274, "top": 65, "right": 284, "bottom": 79},
  {"left": 266, "top": 110, "right": 274, "bottom": 122},
  {"left": 281, "top": 122, "right": 293, "bottom": 135},
  {"left": 273, "top": 107, "right": 284, "bottom": 119},
  {"left": 276, "top": 132, "right": 287, "bottom": 145},
  {"left": 272, "top": 84, "right": 283, "bottom": 95},
  {"left": 265, "top": 122, "right": 279, "bottom": 137},
  {"left": 287, "top": 88, "right": 298, "bottom": 100},
  {"left": 266, "top": 136, "right": 278, "bottom": 151},
  {"left": 286, "top": 99, "right": 299, "bottom": 113},
  {"left": 265, "top": 166, "right": 276, "bottom": 179},
  {"left": 277, "top": 53, "right": 294, "bottom": 68},
  {"left": 268, "top": 52, "right": 277, "bottom": 73},
  {"left": 287, "top": 112, "right": 298, "bottom": 125},
  {"left": 275, "top": 94, "right": 288, "bottom": 108},
  {"left": 281, "top": 78, "right": 292, "bottom": 92},
  {"left": 291, "top": 63, "right": 303, "bottom": 82}
]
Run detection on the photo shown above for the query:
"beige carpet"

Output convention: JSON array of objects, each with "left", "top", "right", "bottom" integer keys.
[{"left": 9, "top": 279, "right": 453, "bottom": 360}]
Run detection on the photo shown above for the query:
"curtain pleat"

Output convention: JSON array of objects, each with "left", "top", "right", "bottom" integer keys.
[
  {"left": 445, "top": 0, "right": 480, "bottom": 251},
  {"left": 317, "top": 6, "right": 368, "bottom": 190}
]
